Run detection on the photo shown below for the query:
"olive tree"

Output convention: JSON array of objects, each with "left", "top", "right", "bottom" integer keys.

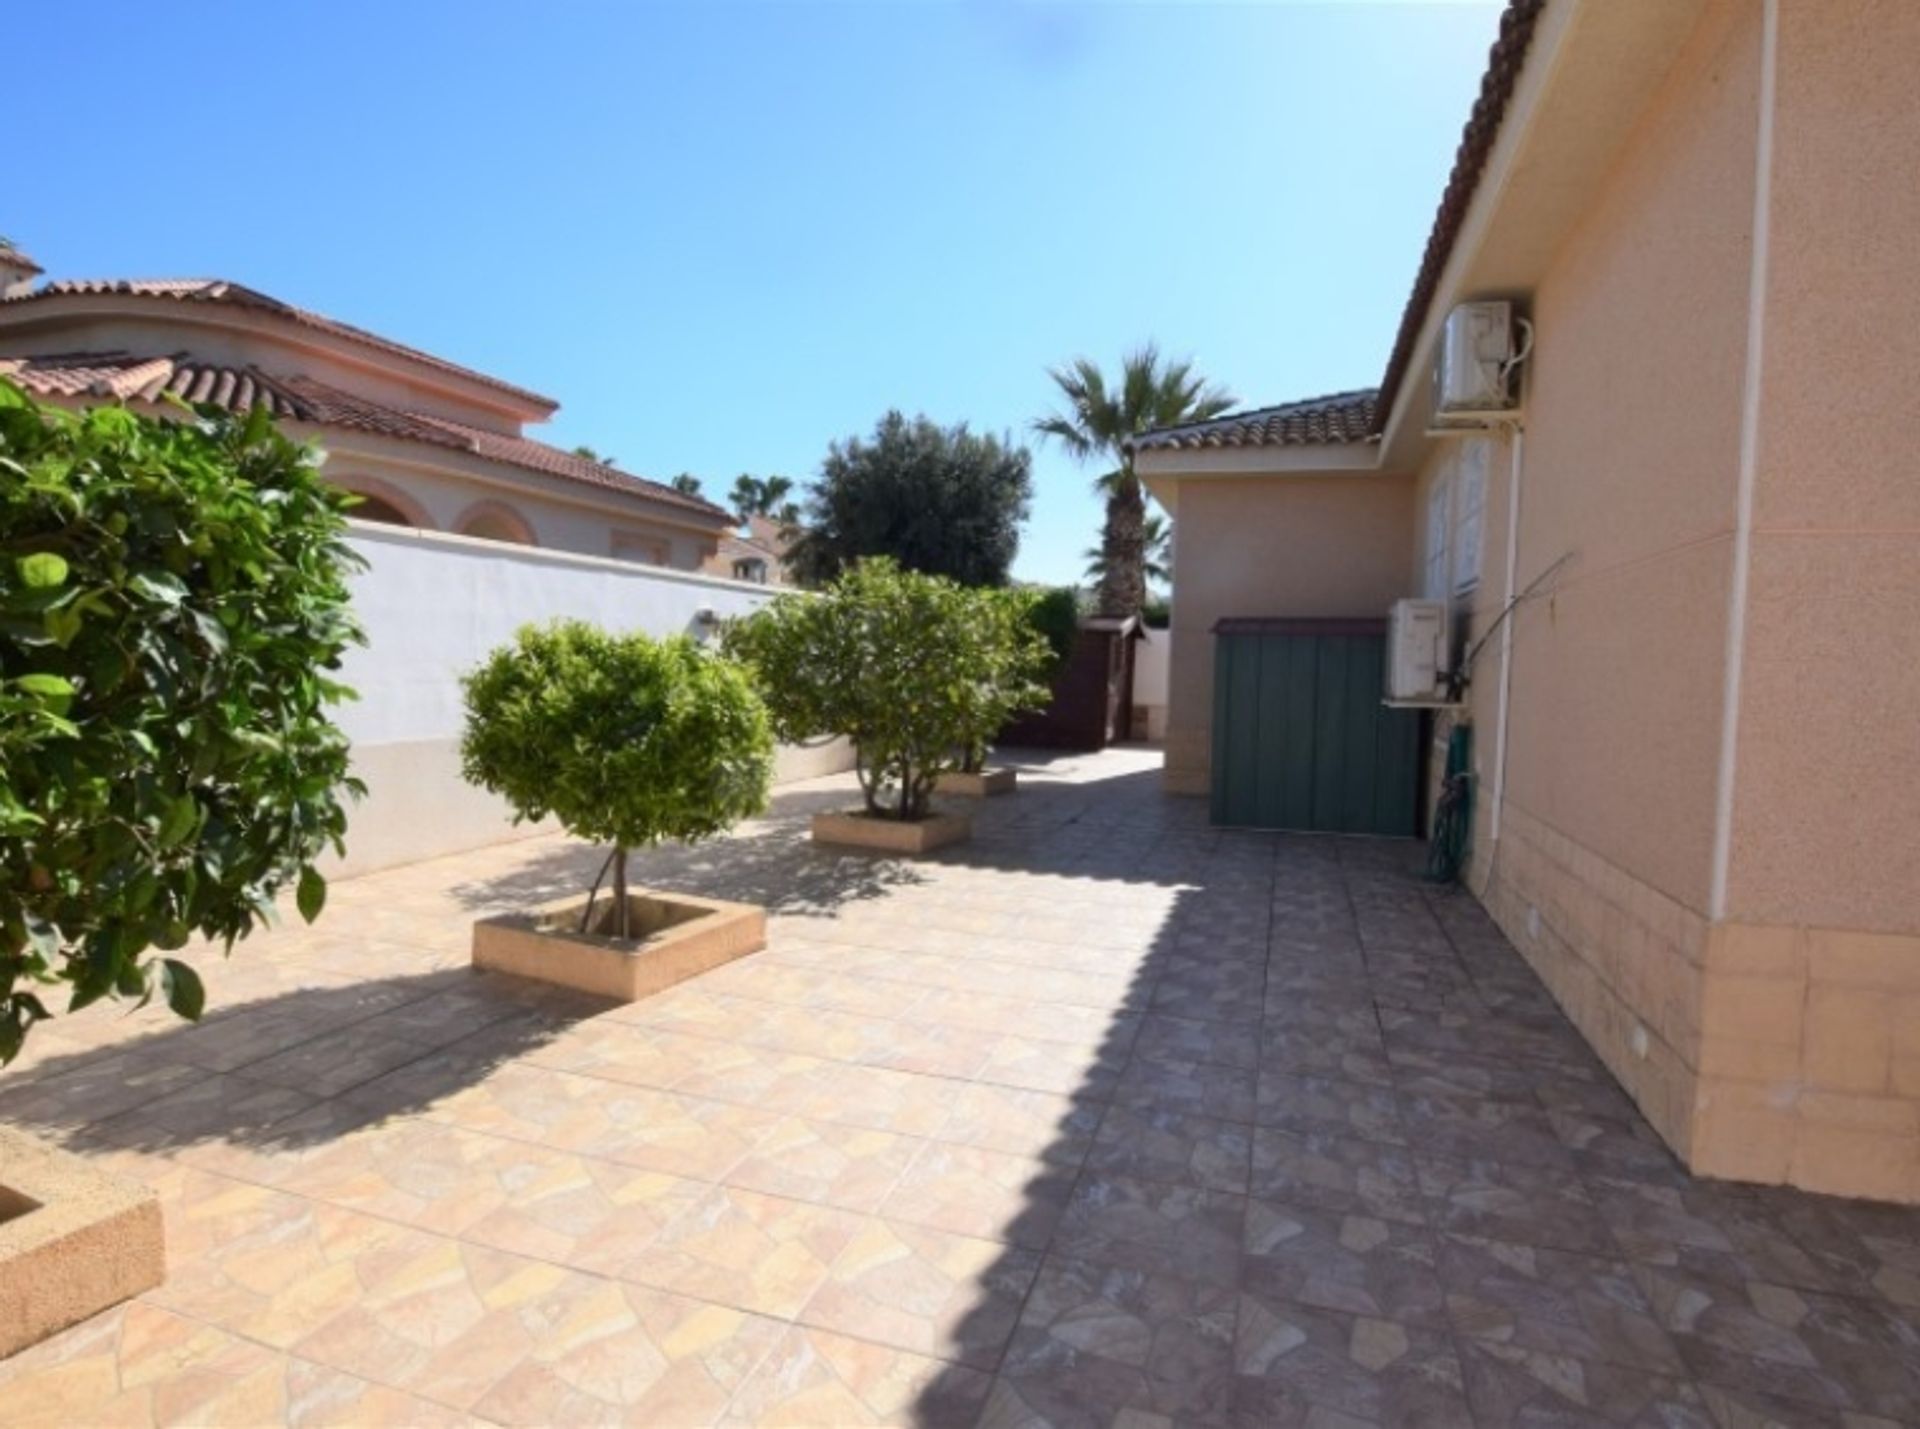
[
  {"left": 460, "top": 623, "right": 774, "bottom": 939},
  {"left": 724, "top": 560, "right": 1049, "bottom": 820},
  {"left": 0, "top": 381, "right": 365, "bottom": 1062}
]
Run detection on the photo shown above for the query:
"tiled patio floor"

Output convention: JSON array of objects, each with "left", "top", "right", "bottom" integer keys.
[{"left": 2, "top": 748, "right": 1918, "bottom": 1426}]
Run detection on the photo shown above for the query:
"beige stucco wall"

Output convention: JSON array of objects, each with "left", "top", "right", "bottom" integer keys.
[
  {"left": 1464, "top": 0, "right": 1761, "bottom": 1160},
  {"left": 1163, "top": 473, "right": 1414, "bottom": 794},
  {"left": 1721, "top": 0, "right": 1920, "bottom": 934},
  {"left": 1463, "top": 0, "right": 1920, "bottom": 1200}
]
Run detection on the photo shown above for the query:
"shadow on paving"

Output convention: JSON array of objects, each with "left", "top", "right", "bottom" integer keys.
[{"left": 0, "top": 968, "right": 610, "bottom": 1161}]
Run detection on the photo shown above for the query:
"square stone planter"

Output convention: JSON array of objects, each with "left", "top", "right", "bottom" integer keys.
[
  {"left": 812, "top": 808, "right": 972, "bottom": 855},
  {"left": 473, "top": 889, "right": 765, "bottom": 1002},
  {"left": 0, "top": 1126, "right": 164, "bottom": 1359},
  {"left": 936, "top": 768, "right": 1017, "bottom": 798}
]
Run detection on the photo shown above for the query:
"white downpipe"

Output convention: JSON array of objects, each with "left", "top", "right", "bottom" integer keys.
[
  {"left": 1709, "top": 0, "right": 1777, "bottom": 920},
  {"left": 1488, "top": 424, "right": 1525, "bottom": 851}
]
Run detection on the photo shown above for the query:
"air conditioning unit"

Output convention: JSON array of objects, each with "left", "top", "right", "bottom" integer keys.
[
  {"left": 1386, "top": 598, "right": 1450, "bottom": 703},
  {"left": 1431, "top": 301, "right": 1530, "bottom": 428}
]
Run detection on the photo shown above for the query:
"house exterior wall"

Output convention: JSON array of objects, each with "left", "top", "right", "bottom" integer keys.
[
  {"left": 0, "top": 300, "right": 724, "bottom": 570},
  {"left": 1461, "top": 0, "right": 1920, "bottom": 1201},
  {"left": 1680, "top": 0, "right": 1920, "bottom": 1200},
  {"left": 1463, "top": 0, "right": 1760, "bottom": 1165},
  {"left": 322, "top": 444, "right": 717, "bottom": 570},
  {"left": 1163, "top": 473, "right": 1414, "bottom": 794}
]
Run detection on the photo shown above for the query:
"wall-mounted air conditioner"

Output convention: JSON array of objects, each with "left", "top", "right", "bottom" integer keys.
[
  {"left": 1431, "top": 301, "right": 1531, "bottom": 429},
  {"left": 1385, "top": 598, "right": 1450, "bottom": 703}
]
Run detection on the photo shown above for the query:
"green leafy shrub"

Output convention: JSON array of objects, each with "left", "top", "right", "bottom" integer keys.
[
  {"left": 724, "top": 559, "right": 1050, "bottom": 819},
  {"left": 1024, "top": 585, "right": 1081, "bottom": 673},
  {"left": 460, "top": 622, "right": 774, "bottom": 937},
  {"left": 0, "top": 380, "right": 365, "bottom": 1062}
]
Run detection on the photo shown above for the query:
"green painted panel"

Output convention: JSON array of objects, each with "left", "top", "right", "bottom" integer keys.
[
  {"left": 1223, "top": 635, "right": 1265, "bottom": 827},
  {"left": 1340, "top": 640, "right": 1380, "bottom": 834},
  {"left": 1212, "top": 629, "right": 1419, "bottom": 837},
  {"left": 1254, "top": 636, "right": 1291, "bottom": 827},
  {"left": 1310, "top": 636, "right": 1349, "bottom": 829},
  {"left": 1281, "top": 636, "right": 1318, "bottom": 830}
]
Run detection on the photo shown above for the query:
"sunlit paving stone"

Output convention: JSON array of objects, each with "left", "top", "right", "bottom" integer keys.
[{"left": 4, "top": 747, "right": 1920, "bottom": 1426}]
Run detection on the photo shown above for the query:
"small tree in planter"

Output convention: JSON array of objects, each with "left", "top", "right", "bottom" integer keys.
[
  {"left": 0, "top": 381, "right": 364, "bottom": 1064},
  {"left": 724, "top": 560, "right": 1046, "bottom": 846},
  {"left": 950, "top": 587, "right": 1055, "bottom": 787},
  {"left": 460, "top": 623, "right": 773, "bottom": 976}
]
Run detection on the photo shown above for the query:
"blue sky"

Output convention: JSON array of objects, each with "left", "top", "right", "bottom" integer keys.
[{"left": 9, "top": 1, "right": 1501, "bottom": 586}]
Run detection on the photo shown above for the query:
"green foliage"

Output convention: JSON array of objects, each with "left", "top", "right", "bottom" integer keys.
[
  {"left": 460, "top": 623, "right": 774, "bottom": 924},
  {"left": 0, "top": 379, "right": 365, "bottom": 1062},
  {"left": 1023, "top": 585, "right": 1081, "bottom": 676},
  {"left": 787, "top": 412, "right": 1032, "bottom": 589},
  {"left": 729, "top": 474, "right": 797, "bottom": 526},
  {"left": 724, "top": 560, "right": 1050, "bottom": 820},
  {"left": 670, "top": 472, "right": 704, "bottom": 497}
]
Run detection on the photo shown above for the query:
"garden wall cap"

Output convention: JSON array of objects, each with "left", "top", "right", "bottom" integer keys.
[{"left": 0, "top": 349, "right": 733, "bottom": 523}]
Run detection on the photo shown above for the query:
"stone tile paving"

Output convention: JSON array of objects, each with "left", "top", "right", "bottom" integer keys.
[{"left": 0, "top": 747, "right": 1917, "bottom": 1426}]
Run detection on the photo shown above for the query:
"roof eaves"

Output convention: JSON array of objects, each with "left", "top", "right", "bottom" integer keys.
[{"left": 1369, "top": 0, "right": 1549, "bottom": 437}]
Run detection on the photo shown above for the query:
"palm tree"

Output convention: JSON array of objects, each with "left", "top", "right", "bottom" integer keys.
[
  {"left": 729, "top": 474, "right": 796, "bottom": 523},
  {"left": 1034, "top": 345, "right": 1233, "bottom": 617},
  {"left": 1086, "top": 512, "right": 1172, "bottom": 589}
]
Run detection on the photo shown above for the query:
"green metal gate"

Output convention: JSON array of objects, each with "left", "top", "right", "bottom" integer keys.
[{"left": 1210, "top": 618, "right": 1421, "bottom": 835}]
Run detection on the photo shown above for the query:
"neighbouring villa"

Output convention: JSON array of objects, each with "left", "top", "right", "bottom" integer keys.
[
  {"left": 1134, "top": 0, "right": 1920, "bottom": 1201},
  {"left": 0, "top": 247, "right": 736, "bottom": 568},
  {"left": 703, "top": 512, "right": 800, "bottom": 586}
]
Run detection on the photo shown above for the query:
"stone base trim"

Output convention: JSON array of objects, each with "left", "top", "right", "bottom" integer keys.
[
  {"left": 1480, "top": 802, "right": 1920, "bottom": 1203},
  {"left": 0, "top": 1127, "right": 164, "bottom": 1359},
  {"left": 811, "top": 809, "right": 971, "bottom": 855},
  {"left": 473, "top": 890, "right": 766, "bottom": 1002}
]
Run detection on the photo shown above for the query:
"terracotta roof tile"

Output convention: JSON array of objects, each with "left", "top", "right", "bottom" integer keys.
[
  {"left": 0, "top": 351, "right": 728, "bottom": 521},
  {"left": 2, "top": 278, "right": 557, "bottom": 410},
  {"left": 1129, "top": 388, "right": 1379, "bottom": 452}
]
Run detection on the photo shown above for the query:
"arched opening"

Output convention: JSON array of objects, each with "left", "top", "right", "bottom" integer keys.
[
  {"left": 348, "top": 493, "right": 414, "bottom": 526},
  {"left": 334, "top": 477, "right": 435, "bottom": 530},
  {"left": 454, "top": 500, "right": 537, "bottom": 546}
]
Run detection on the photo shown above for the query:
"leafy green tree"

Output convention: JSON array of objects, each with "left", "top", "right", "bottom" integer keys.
[
  {"left": 787, "top": 412, "right": 1032, "bottom": 589},
  {"left": 724, "top": 560, "right": 1048, "bottom": 820},
  {"left": 670, "top": 473, "right": 704, "bottom": 497},
  {"left": 0, "top": 380, "right": 365, "bottom": 1061},
  {"left": 1086, "top": 512, "right": 1172, "bottom": 589},
  {"left": 957, "top": 587, "right": 1055, "bottom": 773},
  {"left": 571, "top": 444, "right": 616, "bottom": 466},
  {"left": 460, "top": 623, "right": 773, "bottom": 939},
  {"left": 729, "top": 474, "right": 797, "bottom": 525},
  {"left": 1034, "top": 345, "right": 1232, "bottom": 618}
]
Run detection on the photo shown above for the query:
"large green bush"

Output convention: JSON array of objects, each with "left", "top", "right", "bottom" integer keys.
[
  {"left": 724, "top": 559, "right": 1050, "bottom": 820},
  {"left": 460, "top": 622, "right": 774, "bottom": 937},
  {"left": 0, "top": 380, "right": 365, "bottom": 1062}
]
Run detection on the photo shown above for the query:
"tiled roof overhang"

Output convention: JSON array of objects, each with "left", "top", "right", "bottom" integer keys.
[{"left": 0, "top": 350, "right": 732, "bottom": 523}]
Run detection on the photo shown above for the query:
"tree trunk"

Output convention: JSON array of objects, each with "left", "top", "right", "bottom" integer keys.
[
  {"left": 1098, "top": 471, "right": 1148, "bottom": 619},
  {"left": 611, "top": 845, "right": 629, "bottom": 940}
]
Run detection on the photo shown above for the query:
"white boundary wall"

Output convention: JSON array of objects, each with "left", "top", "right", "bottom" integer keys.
[
  {"left": 330, "top": 521, "right": 851, "bottom": 877},
  {"left": 1132, "top": 627, "right": 1172, "bottom": 742}
]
